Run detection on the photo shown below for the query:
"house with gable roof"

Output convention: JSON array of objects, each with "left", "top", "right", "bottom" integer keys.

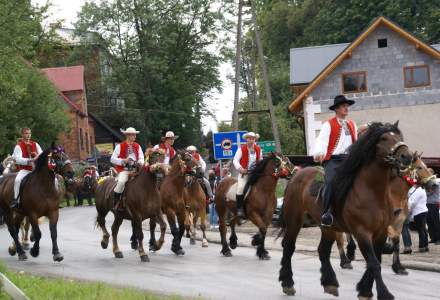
[{"left": 289, "top": 16, "right": 440, "bottom": 157}]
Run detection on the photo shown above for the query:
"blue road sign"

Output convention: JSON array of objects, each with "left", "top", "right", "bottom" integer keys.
[{"left": 213, "top": 131, "right": 247, "bottom": 160}]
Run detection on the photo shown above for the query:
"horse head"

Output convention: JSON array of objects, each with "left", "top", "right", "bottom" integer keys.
[
  {"left": 403, "top": 152, "right": 437, "bottom": 190},
  {"left": 175, "top": 150, "right": 197, "bottom": 175},
  {"left": 52, "top": 146, "right": 75, "bottom": 179},
  {"left": 271, "top": 153, "right": 296, "bottom": 180}
]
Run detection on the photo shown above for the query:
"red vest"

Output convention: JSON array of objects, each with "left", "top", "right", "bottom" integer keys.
[
  {"left": 115, "top": 142, "right": 140, "bottom": 173},
  {"left": 159, "top": 143, "right": 175, "bottom": 159},
  {"left": 239, "top": 144, "right": 261, "bottom": 169},
  {"left": 17, "top": 140, "right": 37, "bottom": 171},
  {"left": 192, "top": 152, "right": 201, "bottom": 161},
  {"left": 325, "top": 117, "right": 357, "bottom": 161}
]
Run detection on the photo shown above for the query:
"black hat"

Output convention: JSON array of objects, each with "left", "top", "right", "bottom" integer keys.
[{"left": 329, "top": 95, "right": 355, "bottom": 111}]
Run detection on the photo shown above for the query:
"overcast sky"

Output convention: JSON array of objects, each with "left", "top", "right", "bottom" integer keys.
[{"left": 33, "top": 0, "right": 235, "bottom": 134}]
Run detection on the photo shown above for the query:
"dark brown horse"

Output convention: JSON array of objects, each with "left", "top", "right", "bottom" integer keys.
[
  {"left": 52, "top": 149, "right": 78, "bottom": 207},
  {"left": 0, "top": 148, "right": 63, "bottom": 262},
  {"left": 278, "top": 122, "right": 416, "bottom": 300},
  {"left": 149, "top": 150, "right": 197, "bottom": 255},
  {"left": 77, "top": 174, "right": 97, "bottom": 206},
  {"left": 215, "top": 153, "right": 294, "bottom": 259},
  {"left": 95, "top": 156, "right": 167, "bottom": 262},
  {"left": 183, "top": 175, "right": 209, "bottom": 247}
]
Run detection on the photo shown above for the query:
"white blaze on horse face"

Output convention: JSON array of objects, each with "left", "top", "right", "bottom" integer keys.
[{"left": 390, "top": 132, "right": 395, "bottom": 136}]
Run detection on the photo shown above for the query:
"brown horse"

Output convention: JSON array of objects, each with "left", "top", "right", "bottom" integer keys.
[
  {"left": 215, "top": 153, "right": 294, "bottom": 259},
  {"left": 95, "top": 154, "right": 167, "bottom": 262},
  {"left": 77, "top": 174, "right": 97, "bottom": 206},
  {"left": 183, "top": 175, "right": 209, "bottom": 247},
  {"left": 52, "top": 149, "right": 78, "bottom": 207},
  {"left": 149, "top": 150, "right": 197, "bottom": 255},
  {"left": 278, "top": 122, "right": 419, "bottom": 300},
  {"left": 0, "top": 148, "right": 63, "bottom": 262}
]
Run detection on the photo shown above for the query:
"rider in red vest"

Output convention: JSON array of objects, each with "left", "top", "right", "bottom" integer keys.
[
  {"left": 110, "top": 127, "right": 144, "bottom": 211},
  {"left": 312, "top": 95, "right": 357, "bottom": 227},
  {"left": 187, "top": 145, "right": 214, "bottom": 202},
  {"left": 11, "top": 127, "right": 43, "bottom": 208},
  {"left": 233, "top": 132, "right": 263, "bottom": 219},
  {"left": 153, "top": 131, "right": 177, "bottom": 165}
]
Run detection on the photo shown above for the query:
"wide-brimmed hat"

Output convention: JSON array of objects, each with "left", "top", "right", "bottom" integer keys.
[
  {"left": 329, "top": 95, "right": 355, "bottom": 111},
  {"left": 243, "top": 132, "right": 260, "bottom": 140},
  {"left": 161, "top": 131, "right": 179, "bottom": 141},
  {"left": 120, "top": 127, "right": 140, "bottom": 135},
  {"left": 186, "top": 145, "right": 197, "bottom": 151}
]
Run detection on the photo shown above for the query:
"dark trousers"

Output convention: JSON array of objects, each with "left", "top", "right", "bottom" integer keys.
[
  {"left": 401, "top": 220, "right": 412, "bottom": 248},
  {"left": 322, "top": 156, "right": 345, "bottom": 213},
  {"left": 426, "top": 203, "right": 440, "bottom": 242},
  {"left": 413, "top": 212, "right": 428, "bottom": 249}
]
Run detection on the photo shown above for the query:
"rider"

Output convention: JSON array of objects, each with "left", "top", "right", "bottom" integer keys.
[
  {"left": 153, "top": 131, "right": 177, "bottom": 165},
  {"left": 312, "top": 95, "right": 357, "bottom": 227},
  {"left": 233, "top": 132, "right": 263, "bottom": 219},
  {"left": 186, "top": 145, "right": 214, "bottom": 202},
  {"left": 110, "top": 127, "right": 144, "bottom": 211},
  {"left": 11, "top": 127, "right": 43, "bottom": 209}
]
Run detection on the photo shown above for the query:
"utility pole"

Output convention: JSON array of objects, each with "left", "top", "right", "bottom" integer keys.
[
  {"left": 232, "top": 0, "right": 243, "bottom": 130},
  {"left": 249, "top": 0, "right": 281, "bottom": 152}
]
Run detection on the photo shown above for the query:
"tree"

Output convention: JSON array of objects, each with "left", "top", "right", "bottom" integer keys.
[{"left": 0, "top": 0, "right": 68, "bottom": 156}]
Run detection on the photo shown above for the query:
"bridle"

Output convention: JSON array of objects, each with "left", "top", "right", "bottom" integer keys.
[{"left": 384, "top": 141, "right": 412, "bottom": 174}]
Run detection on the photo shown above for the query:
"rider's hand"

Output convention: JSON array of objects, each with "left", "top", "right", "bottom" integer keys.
[
  {"left": 122, "top": 158, "right": 129, "bottom": 165},
  {"left": 314, "top": 154, "right": 325, "bottom": 163},
  {"left": 239, "top": 167, "right": 248, "bottom": 175}
]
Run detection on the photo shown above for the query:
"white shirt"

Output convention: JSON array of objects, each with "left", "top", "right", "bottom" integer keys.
[
  {"left": 111, "top": 143, "right": 144, "bottom": 166},
  {"left": 153, "top": 144, "right": 172, "bottom": 165},
  {"left": 13, "top": 142, "right": 43, "bottom": 166},
  {"left": 233, "top": 145, "right": 263, "bottom": 171},
  {"left": 408, "top": 186, "right": 428, "bottom": 220},
  {"left": 198, "top": 155, "right": 207, "bottom": 173},
  {"left": 312, "top": 118, "right": 358, "bottom": 158}
]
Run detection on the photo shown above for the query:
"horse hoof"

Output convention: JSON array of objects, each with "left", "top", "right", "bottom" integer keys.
[
  {"left": 230, "top": 240, "right": 238, "bottom": 249},
  {"left": 341, "top": 262, "right": 353, "bottom": 269},
  {"left": 131, "top": 242, "right": 139, "bottom": 250},
  {"left": 282, "top": 286, "right": 296, "bottom": 296},
  {"left": 186, "top": 233, "right": 191, "bottom": 238},
  {"left": 8, "top": 246, "right": 17, "bottom": 256},
  {"left": 30, "top": 234, "right": 35, "bottom": 243},
  {"left": 172, "top": 247, "right": 185, "bottom": 256},
  {"left": 53, "top": 253, "right": 64, "bottom": 262},
  {"left": 202, "top": 239, "right": 209, "bottom": 248},
  {"left": 114, "top": 251, "right": 124, "bottom": 258},
  {"left": 101, "top": 240, "right": 109, "bottom": 249},
  {"left": 358, "top": 297, "right": 373, "bottom": 300},
  {"left": 18, "top": 253, "right": 28, "bottom": 261},
  {"left": 149, "top": 244, "right": 159, "bottom": 252},
  {"left": 324, "top": 285, "right": 339, "bottom": 297},
  {"left": 30, "top": 247, "right": 39, "bottom": 258},
  {"left": 22, "top": 243, "right": 30, "bottom": 251},
  {"left": 190, "top": 238, "right": 196, "bottom": 245},
  {"left": 221, "top": 249, "right": 232, "bottom": 257},
  {"left": 258, "top": 253, "right": 271, "bottom": 260},
  {"left": 140, "top": 255, "right": 150, "bottom": 262},
  {"left": 396, "top": 268, "right": 408, "bottom": 276}
]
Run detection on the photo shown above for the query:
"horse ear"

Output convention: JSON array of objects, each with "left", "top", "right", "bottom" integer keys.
[{"left": 393, "top": 120, "right": 399, "bottom": 128}]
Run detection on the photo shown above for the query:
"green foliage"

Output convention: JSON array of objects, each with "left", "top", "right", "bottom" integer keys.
[
  {"left": 0, "top": 0, "right": 69, "bottom": 157},
  {"left": 74, "top": 0, "right": 234, "bottom": 148}
]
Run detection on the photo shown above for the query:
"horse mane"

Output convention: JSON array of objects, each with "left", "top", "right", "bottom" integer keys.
[
  {"left": 33, "top": 148, "right": 51, "bottom": 172},
  {"left": 246, "top": 153, "right": 276, "bottom": 186},
  {"left": 332, "top": 122, "right": 402, "bottom": 208}
]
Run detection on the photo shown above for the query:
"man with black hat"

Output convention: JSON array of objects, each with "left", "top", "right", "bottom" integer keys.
[{"left": 313, "top": 95, "right": 357, "bottom": 227}]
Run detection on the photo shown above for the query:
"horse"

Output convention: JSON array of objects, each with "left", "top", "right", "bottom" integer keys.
[
  {"left": 149, "top": 150, "right": 197, "bottom": 256},
  {"left": 335, "top": 155, "right": 437, "bottom": 276},
  {"left": 52, "top": 150, "right": 78, "bottom": 207},
  {"left": 77, "top": 174, "right": 97, "bottom": 206},
  {"left": 183, "top": 174, "right": 209, "bottom": 247},
  {"left": 95, "top": 150, "right": 168, "bottom": 262},
  {"left": 278, "top": 122, "right": 418, "bottom": 299},
  {"left": 0, "top": 147, "right": 64, "bottom": 262},
  {"left": 215, "top": 153, "right": 294, "bottom": 259}
]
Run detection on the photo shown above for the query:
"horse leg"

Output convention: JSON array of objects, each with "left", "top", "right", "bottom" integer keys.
[
  {"left": 391, "top": 237, "right": 408, "bottom": 275},
  {"left": 96, "top": 209, "right": 110, "bottom": 249},
  {"left": 346, "top": 233, "right": 357, "bottom": 261},
  {"left": 87, "top": 195, "right": 93, "bottom": 206},
  {"left": 166, "top": 210, "right": 184, "bottom": 256},
  {"left": 319, "top": 229, "right": 340, "bottom": 297},
  {"left": 21, "top": 217, "right": 30, "bottom": 250},
  {"left": 336, "top": 232, "right": 352, "bottom": 269},
  {"left": 149, "top": 219, "right": 157, "bottom": 251},
  {"left": 200, "top": 207, "right": 208, "bottom": 247},
  {"left": 176, "top": 208, "right": 186, "bottom": 251},
  {"left": 130, "top": 220, "right": 138, "bottom": 250},
  {"left": 111, "top": 216, "right": 124, "bottom": 258},
  {"left": 6, "top": 213, "right": 26, "bottom": 260},
  {"left": 133, "top": 216, "right": 149, "bottom": 262},
  {"left": 356, "top": 234, "right": 394, "bottom": 300},
  {"left": 154, "top": 213, "right": 167, "bottom": 251},
  {"left": 190, "top": 212, "right": 197, "bottom": 245},
  {"left": 48, "top": 210, "right": 63, "bottom": 262},
  {"left": 29, "top": 216, "right": 42, "bottom": 258},
  {"left": 9, "top": 214, "right": 25, "bottom": 255},
  {"left": 229, "top": 216, "right": 238, "bottom": 250},
  {"left": 248, "top": 212, "right": 269, "bottom": 260},
  {"left": 218, "top": 203, "right": 232, "bottom": 256}
]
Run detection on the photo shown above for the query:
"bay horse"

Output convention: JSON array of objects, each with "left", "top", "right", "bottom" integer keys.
[
  {"left": 183, "top": 175, "right": 209, "bottom": 247},
  {"left": 0, "top": 147, "right": 63, "bottom": 262},
  {"left": 215, "top": 153, "right": 294, "bottom": 259},
  {"left": 52, "top": 149, "right": 78, "bottom": 207},
  {"left": 149, "top": 150, "right": 197, "bottom": 255},
  {"left": 278, "top": 122, "right": 421, "bottom": 299},
  {"left": 77, "top": 174, "right": 97, "bottom": 206},
  {"left": 95, "top": 155, "right": 167, "bottom": 262}
]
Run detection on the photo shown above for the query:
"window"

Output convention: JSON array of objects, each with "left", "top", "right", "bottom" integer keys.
[
  {"left": 342, "top": 72, "right": 367, "bottom": 93},
  {"left": 378, "top": 38, "right": 388, "bottom": 48},
  {"left": 404, "top": 65, "right": 430, "bottom": 88},
  {"left": 85, "top": 133, "right": 89, "bottom": 154},
  {"left": 80, "top": 128, "right": 84, "bottom": 150}
]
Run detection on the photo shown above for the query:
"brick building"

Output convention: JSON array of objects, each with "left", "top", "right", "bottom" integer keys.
[
  {"left": 288, "top": 16, "right": 440, "bottom": 157},
  {"left": 42, "top": 65, "right": 96, "bottom": 161}
]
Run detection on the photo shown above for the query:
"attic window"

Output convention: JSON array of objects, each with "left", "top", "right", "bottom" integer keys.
[{"left": 378, "top": 38, "right": 388, "bottom": 48}]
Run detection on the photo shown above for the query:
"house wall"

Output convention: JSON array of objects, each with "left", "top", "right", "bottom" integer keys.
[{"left": 316, "top": 103, "right": 440, "bottom": 157}]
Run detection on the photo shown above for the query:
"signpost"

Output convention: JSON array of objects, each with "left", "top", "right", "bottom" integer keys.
[{"left": 213, "top": 131, "right": 247, "bottom": 160}]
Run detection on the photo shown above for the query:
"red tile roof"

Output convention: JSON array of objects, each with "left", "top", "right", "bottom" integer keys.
[{"left": 42, "top": 65, "right": 85, "bottom": 92}]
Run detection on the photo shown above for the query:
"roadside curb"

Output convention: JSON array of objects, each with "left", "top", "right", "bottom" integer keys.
[{"left": 0, "top": 272, "right": 31, "bottom": 300}]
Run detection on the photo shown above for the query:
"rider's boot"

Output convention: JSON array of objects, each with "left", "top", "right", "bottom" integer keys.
[
  {"left": 236, "top": 194, "right": 246, "bottom": 221},
  {"left": 113, "top": 192, "right": 124, "bottom": 212},
  {"left": 320, "top": 186, "right": 334, "bottom": 227}
]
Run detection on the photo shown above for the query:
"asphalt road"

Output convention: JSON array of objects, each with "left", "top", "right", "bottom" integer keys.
[{"left": 1, "top": 207, "right": 439, "bottom": 300}]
